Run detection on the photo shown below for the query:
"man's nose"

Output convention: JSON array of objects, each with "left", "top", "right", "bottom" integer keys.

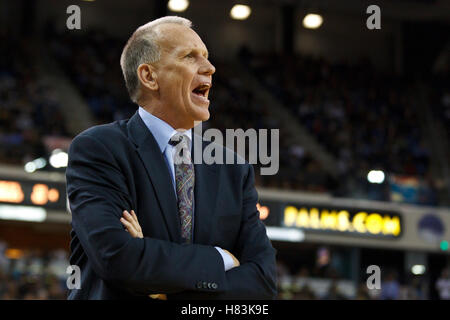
[{"left": 199, "top": 59, "right": 216, "bottom": 76}]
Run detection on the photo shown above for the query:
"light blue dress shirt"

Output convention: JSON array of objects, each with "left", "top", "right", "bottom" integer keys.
[{"left": 138, "top": 107, "right": 234, "bottom": 271}]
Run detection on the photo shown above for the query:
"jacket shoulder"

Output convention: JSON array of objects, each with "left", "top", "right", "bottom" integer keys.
[{"left": 71, "top": 120, "right": 129, "bottom": 146}]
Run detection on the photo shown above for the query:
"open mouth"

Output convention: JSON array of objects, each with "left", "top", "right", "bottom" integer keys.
[{"left": 192, "top": 83, "right": 211, "bottom": 99}]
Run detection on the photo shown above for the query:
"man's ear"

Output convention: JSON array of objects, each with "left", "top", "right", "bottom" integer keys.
[{"left": 137, "top": 63, "right": 159, "bottom": 91}]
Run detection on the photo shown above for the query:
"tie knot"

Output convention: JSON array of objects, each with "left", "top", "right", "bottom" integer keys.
[
  {"left": 170, "top": 133, "right": 191, "bottom": 165},
  {"left": 169, "top": 133, "right": 188, "bottom": 147}
]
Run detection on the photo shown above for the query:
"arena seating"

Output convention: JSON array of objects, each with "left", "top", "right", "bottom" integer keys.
[
  {"left": 0, "top": 35, "right": 69, "bottom": 166},
  {"left": 0, "top": 30, "right": 443, "bottom": 205}
]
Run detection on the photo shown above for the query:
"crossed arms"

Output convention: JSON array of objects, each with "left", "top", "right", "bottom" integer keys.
[{"left": 66, "top": 133, "right": 277, "bottom": 299}]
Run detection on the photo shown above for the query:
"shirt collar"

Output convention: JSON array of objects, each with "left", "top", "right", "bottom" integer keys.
[{"left": 138, "top": 106, "right": 192, "bottom": 153}]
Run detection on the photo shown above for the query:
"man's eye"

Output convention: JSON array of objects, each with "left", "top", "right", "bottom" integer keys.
[{"left": 185, "top": 53, "right": 194, "bottom": 59}]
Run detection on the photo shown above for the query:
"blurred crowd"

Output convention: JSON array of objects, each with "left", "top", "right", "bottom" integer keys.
[
  {"left": 49, "top": 30, "right": 136, "bottom": 125},
  {"left": 276, "top": 260, "right": 450, "bottom": 300},
  {"left": 0, "top": 33, "right": 69, "bottom": 166},
  {"left": 0, "top": 29, "right": 446, "bottom": 205},
  {"left": 3, "top": 237, "right": 449, "bottom": 300},
  {"left": 243, "top": 50, "right": 431, "bottom": 177},
  {"left": 207, "top": 60, "right": 335, "bottom": 192},
  {"left": 0, "top": 241, "right": 68, "bottom": 300},
  {"left": 429, "top": 71, "right": 450, "bottom": 167},
  {"left": 242, "top": 48, "right": 440, "bottom": 204}
]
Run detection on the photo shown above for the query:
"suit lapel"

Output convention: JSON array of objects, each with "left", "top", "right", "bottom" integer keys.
[
  {"left": 127, "top": 112, "right": 181, "bottom": 243},
  {"left": 192, "top": 133, "right": 220, "bottom": 244}
]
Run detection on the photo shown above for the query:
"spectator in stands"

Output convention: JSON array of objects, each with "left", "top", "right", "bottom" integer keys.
[
  {"left": 436, "top": 267, "right": 450, "bottom": 300},
  {"left": 380, "top": 270, "right": 400, "bottom": 300},
  {"left": 323, "top": 280, "right": 347, "bottom": 300},
  {"left": 292, "top": 285, "right": 317, "bottom": 300},
  {"left": 407, "top": 276, "right": 426, "bottom": 300},
  {"left": 355, "top": 283, "right": 372, "bottom": 300}
]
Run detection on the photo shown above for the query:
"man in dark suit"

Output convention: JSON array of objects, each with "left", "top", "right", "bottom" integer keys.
[{"left": 66, "top": 16, "right": 277, "bottom": 299}]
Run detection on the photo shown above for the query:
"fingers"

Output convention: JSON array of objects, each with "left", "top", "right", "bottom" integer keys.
[
  {"left": 131, "top": 210, "right": 138, "bottom": 220},
  {"left": 120, "top": 216, "right": 137, "bottom": 237},
  {"left": 121, "top": 210, "right": 143, "bottom": 238},
  {"left": 129, "top": 210, "right": 142, "bottom": 233},
  {"left": 149, "top": 294, "right": 167, "bottom": 300},
  {"left": 122, "top": 210, "right": 141, "bottom": 232}
]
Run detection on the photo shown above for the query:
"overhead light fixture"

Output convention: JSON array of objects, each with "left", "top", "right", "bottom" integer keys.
[
  {"left": 24, "top": 157, "right": 47, "bottom": 173},
  {"left": 230, "top": 4, "right": 251, "bottom": 20},
  {"left": 303, "top": 13, "right": 323, "bottom": 29},
  {"left": 367, "top": 170, "right": 385, "bottom": 184},
  {"left": 411, "top": 265, "right": 426, "bottom": 275},
  {"left": 168, "top": 0, "right": 189, "bottom": 12},
  {"left": 49, "top": 149, "right": 68, "bottom": 168},
  {"left": 24, "top": 162, "right": 37, "bottom": 173}
]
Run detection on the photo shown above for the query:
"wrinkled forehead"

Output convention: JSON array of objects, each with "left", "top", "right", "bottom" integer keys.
[{"left": 155, "top": 23, "right": 207, "bottom": 54}]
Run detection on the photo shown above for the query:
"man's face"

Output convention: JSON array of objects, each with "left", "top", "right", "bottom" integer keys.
[{"left": 153, "top": 24, "right": 215, "bottom": 130}]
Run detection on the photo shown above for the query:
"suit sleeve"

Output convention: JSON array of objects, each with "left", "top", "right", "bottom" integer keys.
[
  {"left": 214, "top": 163, "right": 278, "bottom": 299},
  {"left": 169, "top": 164, "right": 278, "bottom": 300},
  {"left": 66, "top": 133, "right": 227, "bottom": 296}
]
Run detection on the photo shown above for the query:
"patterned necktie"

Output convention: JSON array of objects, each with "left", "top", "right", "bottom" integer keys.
[{"left": 169, "top": 133, "right": 194, "bottom": 243}]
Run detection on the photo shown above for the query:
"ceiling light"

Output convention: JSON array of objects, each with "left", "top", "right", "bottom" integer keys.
[
  {"left": 168, "top": 0, "right": 189, "bottom": 12},
  {"left": 49, "top": 149, "right": 68, "bottom": 168},
  {"left": 367, "top": 170, "right": 385, "bottom": 184},
  {"left": 303, "top": 13, "right": 323, "bottom": 29},
  {"left": 411, "top": 265, "right": 426, "bottom": 275},
  {"left": 230, "top": 4, "right": 251, "bottom": 20}
]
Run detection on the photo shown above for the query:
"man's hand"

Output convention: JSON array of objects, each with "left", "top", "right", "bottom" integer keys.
[
  {"left": 120, "top": 210, "right": 166, "bottom": 300},
  {"left": 120, "top": 210, "right": 143, "bottom": 238},
  {"left": 222, "top": 249, "right": 240, "bottom": 268}
]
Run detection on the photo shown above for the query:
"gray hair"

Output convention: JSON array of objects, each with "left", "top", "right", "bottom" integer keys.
[{"left": 120, "top": 16, "right": 193, "bottom": 103}]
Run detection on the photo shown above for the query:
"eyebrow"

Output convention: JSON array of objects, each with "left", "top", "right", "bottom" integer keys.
[{"left": 181, "top": 47, "right": 209, "bottom": 59}]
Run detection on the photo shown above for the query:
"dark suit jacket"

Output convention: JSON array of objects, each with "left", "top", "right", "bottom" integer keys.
[{"left": 66, "top": 111, "right": 277, "bottom": 299}]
